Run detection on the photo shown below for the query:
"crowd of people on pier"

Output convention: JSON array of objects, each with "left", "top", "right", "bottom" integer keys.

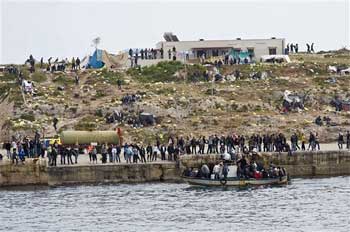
[{"left": 1, "top": 130, "right": 350, "bottom": 166}]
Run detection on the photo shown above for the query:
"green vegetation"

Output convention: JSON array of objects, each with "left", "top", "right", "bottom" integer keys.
[
  {"left": 1, "top": 73, "right": 17, "bottom": 82},
  {"left": 8, "top": 86, "right": 24, "bottom": 107},
  {"left": 53, "top": 75, "right": 75, "bottom": 85},
  {"left": 127, "top": 61, "right": 209, "bottom": 83},
  {"left": 20, "top": 113, "right": 35, "bottom": 121},
  {"left": 186, "top": 64, "right": 206, "bottom": 82},
  {"left": 31, "top": 71, "right": 47, "bottom": 83},
  {"left": 100, "top": 69, "right": 125, "bottom": 85},
  {"left": 95, "top": 90, "right": 107, "bottom": 98},
  {"left": 74, "top": 116, "right": 98, "bottom": 131},
  {"left": 127, "top": 61, "right": 183, "bottom": 83}
]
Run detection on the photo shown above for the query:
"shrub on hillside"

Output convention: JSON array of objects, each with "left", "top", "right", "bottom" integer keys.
[
  {"left": 53, "top": 75, "right": 75, "bottom": 85},
  {"left": 31, "top": 71, "right": 47, "bottom": 83},
  {"left": 20, "top": 113, "right": 35, "bottom": 121},
  {"left": 127, "top": 61, "right": 183, "bottom": 83}
]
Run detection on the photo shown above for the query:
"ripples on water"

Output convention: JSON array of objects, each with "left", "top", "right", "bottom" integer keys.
[{"left": 1, "top": 177, "right": 349, "bottom": 232}]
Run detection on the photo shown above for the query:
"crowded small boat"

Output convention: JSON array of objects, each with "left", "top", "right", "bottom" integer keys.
[{"left": 182, "top": 153, "right": 289, "bottom": 187}]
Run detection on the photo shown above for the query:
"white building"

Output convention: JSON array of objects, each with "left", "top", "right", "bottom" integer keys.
[{"left": 156, "top": 33, "right": 285, "bottom": 61}]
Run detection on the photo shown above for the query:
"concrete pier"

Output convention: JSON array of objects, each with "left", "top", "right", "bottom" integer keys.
[{"left": 1, "top": 150, "right": 350, "bottom": 187}]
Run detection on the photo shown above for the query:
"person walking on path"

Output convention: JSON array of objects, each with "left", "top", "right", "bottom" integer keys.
[{"left": 53, "top": 117, "right": 59, "bottom": 131}]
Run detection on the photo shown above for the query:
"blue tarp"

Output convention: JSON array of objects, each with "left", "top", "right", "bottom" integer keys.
[
  {"left": 228, "top": 49, "right": 252, "bottom": 60},
  {"left": 88, "top": 49, "right": 104, "bottom": 69}
]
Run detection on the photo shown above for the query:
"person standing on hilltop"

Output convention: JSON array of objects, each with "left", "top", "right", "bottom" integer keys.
[
  {"left": 168, "top": 49, "right": 171, "bottom": 60},
  {"left": 76, "top": 57, "right": 80, "bottom": 70},
  {"left": 311, "top": 43, "right": 315, "bottom": 53},
  {"left": 71, "top": 57, "right": 76, "bottom": 70},
  {"left": 295, "top": 44, "right": 299, "bottom": 53},
  {"left": 40, "top": 57, "right": 43, "bottom": 68},
  {"left": 160, "top": 47, "right": 164, "bottom": 59},
  {"left": 144, "top": 48, "right": 148, "bottom": 60},
  {"left": 290, "top": 43, "right": 294, "bottom": 53},
  {"left": 140, "top": 49, "right": 144, "bottom": 60},
  {"left": 306, "top": 43, "right": 310, "bottom": 53}
]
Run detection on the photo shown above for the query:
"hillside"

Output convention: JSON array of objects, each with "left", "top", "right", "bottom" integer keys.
[{"left": 0, "top": 52, "right": 349, "bottom": 143}]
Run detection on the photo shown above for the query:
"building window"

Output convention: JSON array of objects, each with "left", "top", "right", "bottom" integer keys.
[
  {"left": 247, "top": 48, "right": 255, "bottom": 57},
  {"left": 269, "top": 47, "right": 277, "bottom": 55}
]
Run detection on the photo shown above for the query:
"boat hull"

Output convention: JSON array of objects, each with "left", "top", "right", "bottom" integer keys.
[{"left": 182, "top": 176, "right": 289, "bottom": 187}]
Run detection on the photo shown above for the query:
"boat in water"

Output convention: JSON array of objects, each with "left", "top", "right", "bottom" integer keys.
[
  {"left": 182, "top": 175, "right": 288, "bottom": 187},
  {"left": 182, "top": 163, "right": 289, "bottom": 187}
]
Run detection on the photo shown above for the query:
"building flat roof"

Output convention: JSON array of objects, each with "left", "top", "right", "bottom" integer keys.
[{"left": 159, "top": 38, "right": 284, "bottom": 43}]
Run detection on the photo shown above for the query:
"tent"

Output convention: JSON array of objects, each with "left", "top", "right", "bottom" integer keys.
[
  {"left": 82, "top": 49, "right": 129, "bottom": 69},
  {"left": 228, "top": 49, "right": 252, "bottom": 61},
  {"left": 88, "top": 49, "right": 104, "bottom": 69}
]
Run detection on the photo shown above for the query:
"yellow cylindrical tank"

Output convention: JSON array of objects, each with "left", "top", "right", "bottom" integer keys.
[{"left": 60, "top": 131, "right": 119, "bottom": 145}]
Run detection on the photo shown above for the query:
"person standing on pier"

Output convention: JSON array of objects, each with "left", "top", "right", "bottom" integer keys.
[
  {"left": 101, "top": 144, "right": 107, "bottom": 163},
  {"left": 160, "top": 144, "right": 166, "bottom": 160},
  {"left": 338, "top": 133, "right": 344, "bottom": 149},
  {"left": 92, "top": 146, "right": 98, "bottom": 164},
  {"left": 139, "top": 146, "right": 146, "bottom": 163},
  {"left": 60, "top": 147, "right": 66, "bottom": 165},
  {"left": 146, "top": 144, "right": 152, "bottom": 162},
  {"left": 73, "top": 146, "right": 79, "bottom": 164},
  {"left": 11, "top": 148, "right": 18, "bottom": 165},
  {"left": 152, "top": 145, "right": 159, "bottom": 161},
  {"left": 51, "top": 145, "right": 58, "bottom": 166},
  {"left": 66, "top": 147, "right": 73, "bottom": 165}
]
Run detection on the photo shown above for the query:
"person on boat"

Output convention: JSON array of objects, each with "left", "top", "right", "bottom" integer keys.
[
  {"left": 222, "top": 163, "right": 229, "bottom": 179},
  {"left": 200, "top": 164, "right": 210, "bottom": 179},
  {"left": 236, "top": 156, "right": 248, "bottom": 178},
  {"left": 213, "top": 163, "right": 221, "bottom": 180}
]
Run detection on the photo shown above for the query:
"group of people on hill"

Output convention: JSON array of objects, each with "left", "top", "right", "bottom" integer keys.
[
  {"left": 129, "top": 48, "right": 164, "bottom": 61},
  {"left": 24, "top": 55, "right": 81, "bottom": 73},
  {"left": 286, "top": 43, "right": 299, "bottom": 54},
  {"left": 285, "top": 43, "right": 315, "bottom": 54},
  {"left": 306, "top": 43, "right": 315, "bottom": 53},
  {"left": 128, "top": 46, "right": 178, "bottom": 67},
  {"left": 45, "top": 56, "right": 81, "bottom": 72}
]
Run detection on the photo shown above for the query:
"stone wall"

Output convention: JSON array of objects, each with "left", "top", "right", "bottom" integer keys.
[
  {"left": 0, "top": 159, "right": 48, "bottom": 187},
  {"left": 47, "top": 163, "right": 180, "bottom": 186},
  {"left": 179, "top": 150, "right": 350, "bottom": 177}
]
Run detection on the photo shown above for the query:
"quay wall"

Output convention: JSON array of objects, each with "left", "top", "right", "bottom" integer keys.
[
  {"left": 0, "top": 159, "right": 48, "bottom": 186},
  {"left": 47, "top": 163, "right": 180, "bottom": 186},
  {"left": 179, "top": 150, "right": 350, "bottom": 177},
  {"left": 1, "top": 150, "right": 350, "bottom": 187}
]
